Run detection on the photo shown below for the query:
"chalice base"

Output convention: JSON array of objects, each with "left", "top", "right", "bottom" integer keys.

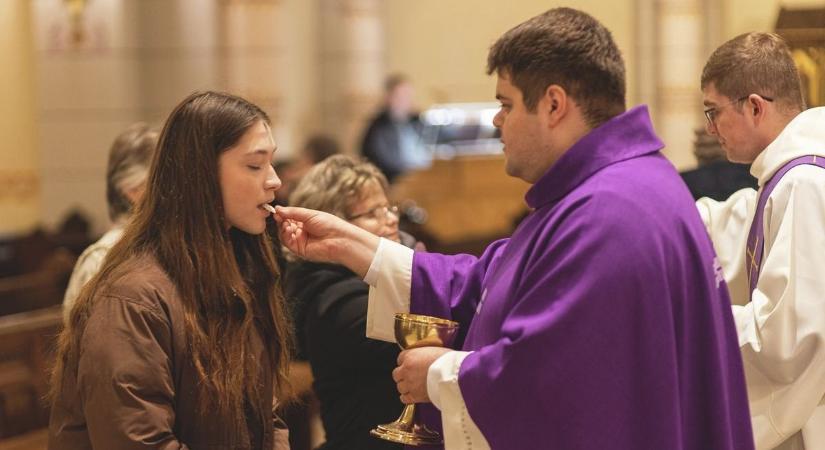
[{"left": 370, "top": 420, "right": 442, "bottom": 446}]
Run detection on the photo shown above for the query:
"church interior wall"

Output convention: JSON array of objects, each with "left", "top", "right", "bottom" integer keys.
[{"left": 1, "top": 0, "right": 820, "bottom": 236}]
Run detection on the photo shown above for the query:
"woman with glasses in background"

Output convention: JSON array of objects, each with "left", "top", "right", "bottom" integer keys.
[{"left": 283, "top": 155, "right": 416, "bottom": 450}]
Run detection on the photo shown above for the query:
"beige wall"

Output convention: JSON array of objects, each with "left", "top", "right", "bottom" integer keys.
[
  {"left": 17, "top": 0, "right": 824, "bottom": 234},
  {"left": 384, "top": 1, "right": 637, "bottom": 108},
  {"left": 721, "top": 0, "right": 825, "bottom": 44},
  {"left": 384, "top": 0, "right": 825, "bottom": 172},
  {"left": 384, "top": 0, "right": 825, "bottom": 120},
  {"left": 34, "top": 0, "right": 150, "bottom": 235},
  {"left": 32, "top": 0, "right": 319, "bottom": 235}
]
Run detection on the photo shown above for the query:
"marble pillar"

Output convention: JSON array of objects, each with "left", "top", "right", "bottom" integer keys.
[
  {"left": 220, "top": 0, "right": 289, "bottom": 150},
  {"left": 636, "top": 0, "right": 711, "bottom": 171},
  {"left": 319, "top": 0, "right": 385, "bottom": 154},
  {"left": 1, "top": 0, "right": 41, "bottom": 236}
]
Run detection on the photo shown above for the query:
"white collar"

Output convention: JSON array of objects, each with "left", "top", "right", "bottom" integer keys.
[{"left": 750, "top": 107, "right": 825, "bottom": 186}]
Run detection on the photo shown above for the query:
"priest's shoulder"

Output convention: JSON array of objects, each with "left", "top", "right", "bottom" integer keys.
[{"left": 558, "top": 181, "right": 659, "bottom": 223}]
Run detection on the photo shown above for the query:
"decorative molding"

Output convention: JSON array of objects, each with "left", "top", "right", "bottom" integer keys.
[
  {"left": 38, "top": 107, "right": 144, "bottom": 121},
  {"left": 657, "top": 0, "right": 702, "bottom": 16},
  {"left": 0, "top": 169, "right": 40, "bottom": 202},
  {"left": 221, "top": 0, "right": 282, "bottom": 5},
  {"left": 65, "top": 0, "right": 88, "bottom": 46},
  {"left": 41, "top": 0, "right": 111, "bottom": 52},
  {"left": 39, "top": 167, "right": 102, "bottom": 182},
  {"left": 335, "top": 0, "right": 382, "bottom": 17}
]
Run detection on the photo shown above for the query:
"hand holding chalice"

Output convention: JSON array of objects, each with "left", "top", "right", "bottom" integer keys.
[{"left": 371, "top": 313, "right": 460, "bottom": 446}]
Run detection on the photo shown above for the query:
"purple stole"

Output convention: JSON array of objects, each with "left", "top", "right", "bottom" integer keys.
[{"left": 746, "top": 155, "right": 825, "bottom": 300}]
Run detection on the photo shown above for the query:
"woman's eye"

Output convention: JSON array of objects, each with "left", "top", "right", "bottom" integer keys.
[{"left": 247, "top": 165, "right": 262, "bottom": 171}]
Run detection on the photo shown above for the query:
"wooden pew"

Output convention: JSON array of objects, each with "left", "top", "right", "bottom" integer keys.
[
  {"left": 0, "top": 307, "right": 61, "bottom": 439},
  {"left": 0, "top": 271, "right": 68, "bottom": 317},
  {"left": 392, "top": 154, "right": 530, "bottom": 254},
  {"left": 0, "top": 428, "right": 48, "bottom": 450},
  {"left": 281, "top": 361, "right": 322, "bottom": 450}
]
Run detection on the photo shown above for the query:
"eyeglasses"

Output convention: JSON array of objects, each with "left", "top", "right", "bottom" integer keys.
[
  {"left": 347, "top": 204, "right": 399, "bottom": 222},
  {"left": 703, "top": 95, "right": 773, "bottom": 125}
]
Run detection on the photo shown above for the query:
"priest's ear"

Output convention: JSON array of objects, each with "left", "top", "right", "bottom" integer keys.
[
  {"left": 542, "top": 84, "right": 569, "bottom": 127},
  {"left": 746, "top": 93, "right": 771, "bottom": 125}
]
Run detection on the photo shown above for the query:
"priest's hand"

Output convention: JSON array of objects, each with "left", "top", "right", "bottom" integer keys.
[
  {"left": 393, "top": 347, "right": 451, "bottom": 404},
  {"left": 274, "top": 206, "right": 379, "bottom": 277}
]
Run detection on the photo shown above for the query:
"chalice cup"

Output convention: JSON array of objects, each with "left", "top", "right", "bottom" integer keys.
[{"left": 371, "top": 313, "right": 460, "bottom": 446}]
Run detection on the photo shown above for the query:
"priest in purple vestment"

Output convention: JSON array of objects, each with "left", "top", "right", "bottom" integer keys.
[{"left": 274, "top": 7, "right": 754, "bottom": 450}]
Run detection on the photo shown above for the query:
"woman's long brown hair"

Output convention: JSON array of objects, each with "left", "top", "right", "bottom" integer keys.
[{"left": 51, "top": 91, "right": 293, "bottom": 433}]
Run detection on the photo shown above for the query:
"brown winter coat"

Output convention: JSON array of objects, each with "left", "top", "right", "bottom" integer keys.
[{"left": 48, "top": 254, "right": 290, "bottom": 449}]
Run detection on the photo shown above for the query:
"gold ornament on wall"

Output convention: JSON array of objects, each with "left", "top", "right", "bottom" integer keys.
[
  {"left": 64, "top": 0, "right": 87, "bottom": 46},
  {"left": 776, "top": 7, "right": 825, "bottom": 107},
  {"left": 792, "top": 48, "right": 823, "bottom": 108},
  {"left": 0, "top": 169, "right": 40, "bottom": 203}
]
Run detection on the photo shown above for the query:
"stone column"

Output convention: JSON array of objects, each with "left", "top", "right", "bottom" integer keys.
[
  {"left": 220, "top": 0, "right": 289, "bottom": 149},
  {"left": 655, "top": 0, "right": 705, "bottom": 170},
  {"left": 634, "top": 0, "right": 659, "bottom": 120},
  {"left": 138, "top": 0, "right": 222, "bottom": 121},
  {"left": 0, "top": 0, "right": 40, "bottom": 236},
  {"left": 319, "top": 0, "right": 385, "bottom": 154},
  {"left": 636, "top": 0, "right": 707, "bottom": 171}
]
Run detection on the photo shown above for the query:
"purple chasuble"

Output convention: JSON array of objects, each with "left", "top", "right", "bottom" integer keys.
[{"left": 410, "top": 106, "right": 754, "bottom": 450}]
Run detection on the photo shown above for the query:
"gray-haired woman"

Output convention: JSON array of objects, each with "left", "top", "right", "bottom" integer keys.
[
  {"left": 62, "top": 123, "right": 158, "bottom": 320},
  {"left": 284, "top": 154, "right": 420, "bottom": 450}
]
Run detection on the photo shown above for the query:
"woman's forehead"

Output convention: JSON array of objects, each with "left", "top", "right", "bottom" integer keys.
[
  {"left": 349, "top": 179, "right": 385, "bottom": 206},
  {"left": 358, "top": 178, "right": 386, "bottom": 197}
]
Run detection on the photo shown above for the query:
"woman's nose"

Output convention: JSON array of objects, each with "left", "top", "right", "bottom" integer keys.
[
  {"left": 266, "top": 165, "right": 282, "bottom": 191},
  {"left": 385, "top": 208, "right": 399, "bottom": 227}
]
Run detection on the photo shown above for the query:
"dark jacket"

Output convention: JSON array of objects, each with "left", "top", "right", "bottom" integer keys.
[
  {"left": 48, "top": 253, "right": 289, "bottom": 450},
  {"left": 284, "top": 262, "right": 402, "bottom": 450},
  {"left": 680, "top": 160, "right": 757, "bottom": 201},
  {"left": 361, "top": 110, "right": 422, "bottom": 183}
]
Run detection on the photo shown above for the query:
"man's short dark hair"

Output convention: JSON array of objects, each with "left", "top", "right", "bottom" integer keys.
[
  {"left": 701, "top": 32, "right": 805, "bottom": 113},
  {"left": 303, "top": 134, "right": 341, "bottom": 164},
  {"left": 487, "top": 7, "right": 626, "bottom": 127},
  {"left": 384, "top": 73, "right": 409, "bottom": 94}
]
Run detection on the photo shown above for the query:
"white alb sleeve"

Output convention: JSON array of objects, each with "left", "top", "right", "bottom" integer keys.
[
  {"left": 364, "top": 238, "right": 414, "bottom": 342},
  {"left": 428, "top": 351, "right": 490, "bottom": 450},
  {"left": 695, "top": 187, "right": 756, "bottom": 306}
]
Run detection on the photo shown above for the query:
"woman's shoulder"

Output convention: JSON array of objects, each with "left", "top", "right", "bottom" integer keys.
[
  {"left": 79, "top": 255, "right": 179, "bottom": 354},
  {"left": 96, "top": 253, "right": 178, "bottom": 317}
]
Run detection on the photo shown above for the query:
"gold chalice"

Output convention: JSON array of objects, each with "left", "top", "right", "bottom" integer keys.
[{"left": 371, "top": 313, "right": 460, "bottom": 446}]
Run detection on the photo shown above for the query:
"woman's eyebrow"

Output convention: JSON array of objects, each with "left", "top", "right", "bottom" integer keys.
[{"left": 245, "top": 148, "right": 273, "bottom": 156}]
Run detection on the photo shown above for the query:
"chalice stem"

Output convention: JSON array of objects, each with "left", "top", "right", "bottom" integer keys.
[{"left": 396, "top": 404, "right": 417, "bottom": 429}]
